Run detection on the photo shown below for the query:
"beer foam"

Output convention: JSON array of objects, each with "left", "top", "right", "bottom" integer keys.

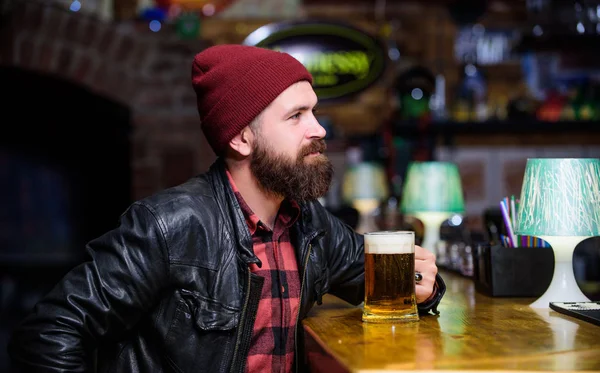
[{"left": 364, "top": 232, "right": 414, "bottom": 254}]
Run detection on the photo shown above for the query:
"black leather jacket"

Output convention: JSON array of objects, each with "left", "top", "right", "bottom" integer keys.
[{"left": 8, "top": 159, "right": 445, "bottom": 373}]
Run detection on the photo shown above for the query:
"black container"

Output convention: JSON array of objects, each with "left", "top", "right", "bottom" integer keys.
[{"left": 472, "top": 244, "right": 554, "bottom": 297}]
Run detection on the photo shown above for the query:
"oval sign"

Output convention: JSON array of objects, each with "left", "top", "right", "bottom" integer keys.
[{"left": 243, "top": 20, "right": 387, "bottom": 102}]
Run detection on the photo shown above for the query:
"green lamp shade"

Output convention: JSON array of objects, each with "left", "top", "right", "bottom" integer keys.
[
  {"left": 400, "top": 161, "right": 465, "bottom": 213},
  {"left": 342, "top": 162, "right": 389, "bottom": 202},
  {"left": 515, "top": 158, "right": 600, "bottom": 237}
]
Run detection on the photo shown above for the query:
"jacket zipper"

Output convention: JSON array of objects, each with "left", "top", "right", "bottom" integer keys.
[
  {"left": 229, "top": 269, "right": 252, "bottom": 373},
  {"left": 294, "top": 243, "right": 313, "bottom": 373}
]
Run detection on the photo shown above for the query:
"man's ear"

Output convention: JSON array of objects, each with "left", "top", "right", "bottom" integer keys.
[{"left": 228, "top": 126, "right": 253, "bottom": 157}]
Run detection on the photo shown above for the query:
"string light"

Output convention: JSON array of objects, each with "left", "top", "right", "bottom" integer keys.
[
  {"left": 149, "top": 20, "right": 162, "bottom": 32},
  {"left": 69, "top": 0, "right": 81, "bottom": 12},
  {"left": 202, "top": 3, "right": 216, "bottom": 16}
]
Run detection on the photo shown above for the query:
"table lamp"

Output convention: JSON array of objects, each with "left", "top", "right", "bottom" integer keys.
[
  {"left": 400, "top": 161, "right": 465, "bottom": 252},
  {"left": 515, "top": 158, "right": 600, "bottom": 309},
  {"left": 342, "top": 162, "right": 389, "bottom": 234}
]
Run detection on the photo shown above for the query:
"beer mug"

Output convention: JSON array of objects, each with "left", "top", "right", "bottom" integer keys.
[{"left": 362, "top": 231, "right": 419, "bottom": 323}]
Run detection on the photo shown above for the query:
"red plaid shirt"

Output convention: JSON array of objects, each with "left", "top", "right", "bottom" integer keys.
[{"left": 226, "top": 171, "right": 301, "bottom": 373}]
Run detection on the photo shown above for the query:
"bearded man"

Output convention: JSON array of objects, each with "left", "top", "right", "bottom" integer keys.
[{"left": 8, "top": 45, "right": 445, "bottom": 373}]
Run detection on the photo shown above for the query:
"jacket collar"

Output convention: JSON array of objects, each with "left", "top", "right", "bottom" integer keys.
[
  {"left": 207, "top": 158, "right": 257, "bottom": 265},
  {"left": 206, "top": 158, "right": 321, "bottom": 262}
]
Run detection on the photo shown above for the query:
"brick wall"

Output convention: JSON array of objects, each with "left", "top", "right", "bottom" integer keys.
[{"left": 0, "top": 1, "right": 217, "bottom": 200}]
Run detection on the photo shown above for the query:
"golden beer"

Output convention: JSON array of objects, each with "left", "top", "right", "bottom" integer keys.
[{"left": 362, "top": 231, "right": 419, "bottom": 323}]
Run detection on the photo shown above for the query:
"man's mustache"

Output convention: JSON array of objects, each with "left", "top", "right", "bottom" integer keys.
[{"left": 299, "top": 140, "right": 327, "bottom": 157}]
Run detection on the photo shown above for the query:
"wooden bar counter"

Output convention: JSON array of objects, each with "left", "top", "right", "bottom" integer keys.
[{"left": 302, "top": 270, "right": 600, "bottom": 372}]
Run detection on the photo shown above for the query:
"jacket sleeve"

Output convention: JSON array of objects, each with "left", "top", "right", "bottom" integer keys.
[
  {"left": 7, "top": 203, "right": 170, "bottom": 372},
  {"left": 417, "top": 273, "right": 446, "bottom": 315},
  {"left": 320, "top": 208, "right": 366, "bottom": 306}
]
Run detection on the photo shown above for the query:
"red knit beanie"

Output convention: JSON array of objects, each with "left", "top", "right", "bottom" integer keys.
[{"left": 191, "top": 44, "right": 313, "bottom": 155}]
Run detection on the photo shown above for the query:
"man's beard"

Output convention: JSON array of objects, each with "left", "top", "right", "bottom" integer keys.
[{"left": 250, "top": 137, "right": 334, "bottom": 202}]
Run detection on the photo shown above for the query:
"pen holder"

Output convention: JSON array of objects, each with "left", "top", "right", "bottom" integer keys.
[{"left": 472, "top": 244, "right": 554, "bottom": 297}]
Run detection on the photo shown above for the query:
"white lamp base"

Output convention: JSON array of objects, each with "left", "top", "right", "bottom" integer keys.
[
  {"left": 530, "top": 236, "right": 591, "bottom": 309},
  {"left": 353, "top": 199, "right": 381, "bottom": 234},
  {"left": 414, "top": 212, "right": 452, "bottom": 252}
]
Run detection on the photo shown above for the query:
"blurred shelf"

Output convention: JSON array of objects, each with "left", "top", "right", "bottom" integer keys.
[
  {"left": 515, "top": 34, "right": 600, "bottom": 54},
  {"left": 393, "top": 119, "right": 600, "bottom": 137}
]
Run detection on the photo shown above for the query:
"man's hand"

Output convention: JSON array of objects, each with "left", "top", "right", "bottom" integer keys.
[{"left": 415, "top": 245, "right": 437, "bottom": 304}]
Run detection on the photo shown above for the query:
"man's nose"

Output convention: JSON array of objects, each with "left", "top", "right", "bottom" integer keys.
[{"left": 308, "top": 117, "right": 327, "bottom": 139}]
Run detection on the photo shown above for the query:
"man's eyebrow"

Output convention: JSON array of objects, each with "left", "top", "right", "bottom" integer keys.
[{"left": 284, "top": 103, "right": 319, "bottom": 116}]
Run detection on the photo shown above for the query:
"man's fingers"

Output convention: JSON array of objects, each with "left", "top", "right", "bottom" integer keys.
[
  {"left": 413, "top": 244, "right": 438, "bottom": 303},
  {"left": 416, "top": 281, "right": 435, "bottom": 303},
  {"left": 415, "top": 245, "right": 436, "bottom": 261},
  {"left": 415, "top": 257, "right": 438, "bottom": 277},
  {"left": 415, "top": 244, "right": 437, "bottom": 303}
]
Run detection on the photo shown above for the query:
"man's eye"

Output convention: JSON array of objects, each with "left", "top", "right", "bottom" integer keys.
[
  {"left": 312, "top": 108, "right": 319, "bottom": 114},
  {"left": 290, "top": 113, "right": 301, "bottom": 120}
]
